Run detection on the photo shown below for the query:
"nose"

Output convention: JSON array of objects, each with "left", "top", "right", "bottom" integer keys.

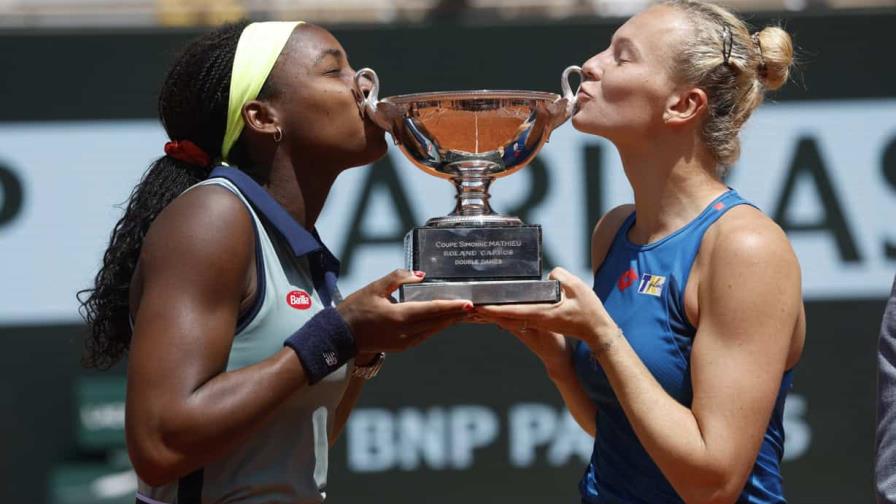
[{"left": 581, "top": 52, "right": 605, "bottom": 82}]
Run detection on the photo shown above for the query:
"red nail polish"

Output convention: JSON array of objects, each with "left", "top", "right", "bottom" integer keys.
[
  {"left": 414, "top": 271, "right": 426, "bottom": 278},
  {"left": 463, "top": 303, "right": 474, "bottom": 312}
]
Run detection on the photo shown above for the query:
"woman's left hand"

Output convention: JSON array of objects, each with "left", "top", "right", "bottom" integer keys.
[{"left": 474, "top": 267, "right": 619, "bottom": 347}]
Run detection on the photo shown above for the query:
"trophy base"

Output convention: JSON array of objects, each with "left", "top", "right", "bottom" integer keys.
[
  {"left": 408, "top": 225, "right": 543, "bottom": 280},
  {"left": 399, "top": 279, "right": 560, "bottom": 305}
]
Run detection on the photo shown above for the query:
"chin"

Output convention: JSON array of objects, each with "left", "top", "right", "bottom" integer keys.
[
  {"left": 345, "top": 135, "right": 388, "bottom": 169},
  {"left": 572, "top": 114, "right": 605, "bottom": 137}
]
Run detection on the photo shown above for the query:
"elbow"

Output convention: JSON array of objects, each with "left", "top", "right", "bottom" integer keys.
[
  {"left": 683, "top": 489, "right": 741, "bottom": 504},
  {"left": 678, "top": 469, "right": 746, "bottom": 504},
  {"left": 127, "top": 432, "right": 183, "bottom": 487},
  {"left": 133, "top": 466, "right": 175, "bottom": 488},
  {"left": 129, "top": 445, "right": 178, "bottom": 487}
]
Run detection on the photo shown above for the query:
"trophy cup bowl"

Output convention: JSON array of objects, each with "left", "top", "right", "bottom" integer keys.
[{"left": 354, "top": 66, "right": 582, "bottom": 304}]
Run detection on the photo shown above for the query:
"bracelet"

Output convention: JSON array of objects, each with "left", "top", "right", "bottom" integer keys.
[
  {"left": 352, "top": 352, "right": 386, "bottom": 380},
  {"left": 284, "top": 307, "right": 357, "bottom": 385}
]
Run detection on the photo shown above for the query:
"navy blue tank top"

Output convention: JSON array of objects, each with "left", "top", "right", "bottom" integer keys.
[{"left": 573, "top": 189, "right": 792, "bottom": 503}]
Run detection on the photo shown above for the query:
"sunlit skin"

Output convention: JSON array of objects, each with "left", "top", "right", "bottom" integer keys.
[
  {"left": 476, "top": 6, "right": 805, "bottom": 503},
  {"left": 125, "top": 24, "right": 471, "bottom": 486},
  {"left": 573, "top": 5, "right": 724, "bottom": 244},
  {"left": 572, "top": 5, "right": 692, "bottom": 146},
  {"left": 240, "top": 24, "right": 388, "bottom": 228}
]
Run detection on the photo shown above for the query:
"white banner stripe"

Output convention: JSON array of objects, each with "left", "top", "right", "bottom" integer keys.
[{"left": 1, "top": 99, "right": 895, "bottom": 325}]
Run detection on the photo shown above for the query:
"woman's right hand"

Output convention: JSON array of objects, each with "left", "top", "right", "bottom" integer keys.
[
  {"left": 336, "top": 269, "right": 472, "bottom": 353},
  {"left": 481, "top": 316, "right": 573, "bottom": 376}
]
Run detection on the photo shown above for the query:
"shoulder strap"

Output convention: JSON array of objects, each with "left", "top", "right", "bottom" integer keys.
[{"left": 591, "top": 204, "right": 636, "bottom": 274}]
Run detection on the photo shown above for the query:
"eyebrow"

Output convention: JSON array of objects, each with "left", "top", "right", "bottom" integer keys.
[{"left": 314, "top": 48, "right": 345, "bottom": 66}]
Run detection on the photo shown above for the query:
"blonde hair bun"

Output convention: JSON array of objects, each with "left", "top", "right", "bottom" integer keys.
[{"left": 754, "top": 26, "right": 793, "bottom": 91}]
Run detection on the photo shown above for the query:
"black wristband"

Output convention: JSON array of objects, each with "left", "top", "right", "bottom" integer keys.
[{"left": 284, "top": 307, "right": 357, "bottom": 385}]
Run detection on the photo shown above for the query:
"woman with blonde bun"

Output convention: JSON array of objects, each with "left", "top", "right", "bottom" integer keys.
[{"left": 475, "top": 2, "right": 803, "bottom": 502}]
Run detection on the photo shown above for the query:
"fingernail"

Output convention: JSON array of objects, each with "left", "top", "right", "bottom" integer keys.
[
  {"left": 463, "top": 303, "right": 474, "bottom": 312},
  {"left": 414, "top": 270, "right": 426, "bottom": 278}
]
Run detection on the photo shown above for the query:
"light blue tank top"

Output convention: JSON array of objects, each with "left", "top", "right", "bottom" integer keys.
[
  {"left": 573, "top": 189, "right": 792, "bottom": 504},
  {"left": 137, "top": 166, "right": 354, "bottom": 503}
]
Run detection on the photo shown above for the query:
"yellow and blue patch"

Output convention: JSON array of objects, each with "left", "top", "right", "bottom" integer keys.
[{"left": 637, "top": 273, "right": 666, "bottom": 297}]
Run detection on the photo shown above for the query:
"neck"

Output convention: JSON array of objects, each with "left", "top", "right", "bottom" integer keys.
[
  {"left": 263, "top": 154, "right": 339, "bottom": 230},
  {"left": 616, "top": 133, "right": 728, "bottom": 245}
]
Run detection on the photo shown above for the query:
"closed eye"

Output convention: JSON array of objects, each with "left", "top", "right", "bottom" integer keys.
[
  {"left": 612, "top": 37, "right": 640, "bottom": 64},
  {"left": 315, "top": 47, "right": 348, "bottom": 76}
]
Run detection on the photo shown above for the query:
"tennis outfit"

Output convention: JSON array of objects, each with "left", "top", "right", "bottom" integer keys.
[
  {"left": 573, "top": 190, "right": 792, "bottom": 503},
  {"left": 136, "top": 166, "right": 354, "bottom": 504}
]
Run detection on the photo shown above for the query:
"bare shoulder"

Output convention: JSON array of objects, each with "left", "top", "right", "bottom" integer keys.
[
  {"left": 591, "top": 204, "right": 636, "bottom": 273},
  {"left": 140, "top": 184, "right": 254, "bottom": 280},
  {"left": 695, "top": 203, "right": 805, "bottom": 369},
  {"left": 699, "top": 205, "right": 802, "bottom": 310},
  {"left": 706, "top": 205, "right": 799, "bottom": 271}
]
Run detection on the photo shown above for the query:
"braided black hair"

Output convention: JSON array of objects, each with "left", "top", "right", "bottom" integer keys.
[{"left": 78, "top": 21, "right": 256, "bottom": 369}]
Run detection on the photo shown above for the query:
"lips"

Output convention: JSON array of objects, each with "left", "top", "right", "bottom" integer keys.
[{"left": 576, "top": 87, "right": 594, "bottom": 104}]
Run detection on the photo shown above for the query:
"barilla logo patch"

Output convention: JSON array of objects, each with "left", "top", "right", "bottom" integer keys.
[
  {"left": 637, "top": 274, "right": 666, "bottom": 297},
  {"left": 286, "top": 289, "right": 313, "bottom": 310},
  {"left": 617, "top": 268, "right": 639, "bottom": 291}
]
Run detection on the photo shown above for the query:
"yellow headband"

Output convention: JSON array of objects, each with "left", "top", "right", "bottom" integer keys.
[{"left": 222, "top": 21, "right": 303, "bottom": 162}]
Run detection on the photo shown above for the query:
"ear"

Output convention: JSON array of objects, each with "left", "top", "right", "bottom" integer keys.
[
  {"left": 241, "top": 100, "right": 280, "bottom": 136},
  {"left": 663, "top": 87, "right": 707, "bottom": 126}
]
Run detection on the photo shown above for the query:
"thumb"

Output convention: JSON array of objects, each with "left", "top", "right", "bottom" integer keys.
[
  {"left": 547, "top": 266, "right": 579, "bottom": 285},
  {"left": 374, "top": 268, "right": 426, "bottom": 294},
  {"left": 548, "top": 267, "right": 586, "bottom": 297}
]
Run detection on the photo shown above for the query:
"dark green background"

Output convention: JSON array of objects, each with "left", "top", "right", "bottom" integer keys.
[{"left": 1, "top": 10, "right": 893, "bottom": 503}]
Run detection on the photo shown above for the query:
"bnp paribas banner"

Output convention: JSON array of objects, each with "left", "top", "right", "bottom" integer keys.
[{"left": 1, "top": 99, "right": 894, "bottom": 326}]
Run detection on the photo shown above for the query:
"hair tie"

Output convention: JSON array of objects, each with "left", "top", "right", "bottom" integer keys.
[
  {"left": 164, "top": 140, "right": 211, "bottom": 167},
  {"left": 721, "top": 25, "right": 734, "bottom": 65},
  {"left": 751, "top": 32, "right": 768, "bottom": 81}
]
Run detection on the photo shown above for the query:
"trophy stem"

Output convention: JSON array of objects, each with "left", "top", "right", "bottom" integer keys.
[
  {"left": 426, "top": 161, "right": 522, "bottom": 227},
  {"left": 453, "top": 162, "right": 493, "bottom": 217}
]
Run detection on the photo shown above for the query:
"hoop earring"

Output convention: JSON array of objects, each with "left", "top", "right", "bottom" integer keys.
[{"left": 273, "top": 127, "right": 283, "bottom": 143}]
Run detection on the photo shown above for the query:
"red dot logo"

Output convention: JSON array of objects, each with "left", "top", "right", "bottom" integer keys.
[
  {"left": 286, "top": 289, "right": 313, "bottom": 310},
  {"left": 617, "top": 268, "right": 638, "bottom": 292}
]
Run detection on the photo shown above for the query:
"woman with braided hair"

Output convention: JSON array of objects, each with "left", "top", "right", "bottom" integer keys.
[
  {"left": 78, "top": 21, "right": 472, "bottom": 503},
  {"left": 475, "top": 1, "right": 803, "bottom": 502}
]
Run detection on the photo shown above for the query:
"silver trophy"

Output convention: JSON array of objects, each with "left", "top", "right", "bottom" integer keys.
[{"left": 354, "top": 66, "right": 582, "bottom": 304}]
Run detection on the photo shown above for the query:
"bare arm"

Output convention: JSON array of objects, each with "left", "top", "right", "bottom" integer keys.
[
  {"left": 478, "top": 205, "right": 635, "bottom": 436},
  {"left": 330, "top": 353, "right": 379, "bottom": 447},
  {"left": 549, "top": 204, "right": 634, "bottom": 435},
  {"left": 126, "top": 186, "right": 308, "bottom": 486},
  {"left": 484, "top": 321, "right": 597, "bottom": 436},
  {"left": 329, "top": 308, "right": 467, "bottom": 445},
  {"left": 545, "top": 341, "right": 598, "bottom": 437},
  {"left": 476, "top": 211, "right": 803, "bottom": 503},
  {"left": 127, "top": 187, "right": 472, "bottom": 485},
  {"left": 593, "top": 218, "right": 801, "bottom": 502},
  {"left": 331, "top": 376, "right": 366, "bottom": 447}
]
